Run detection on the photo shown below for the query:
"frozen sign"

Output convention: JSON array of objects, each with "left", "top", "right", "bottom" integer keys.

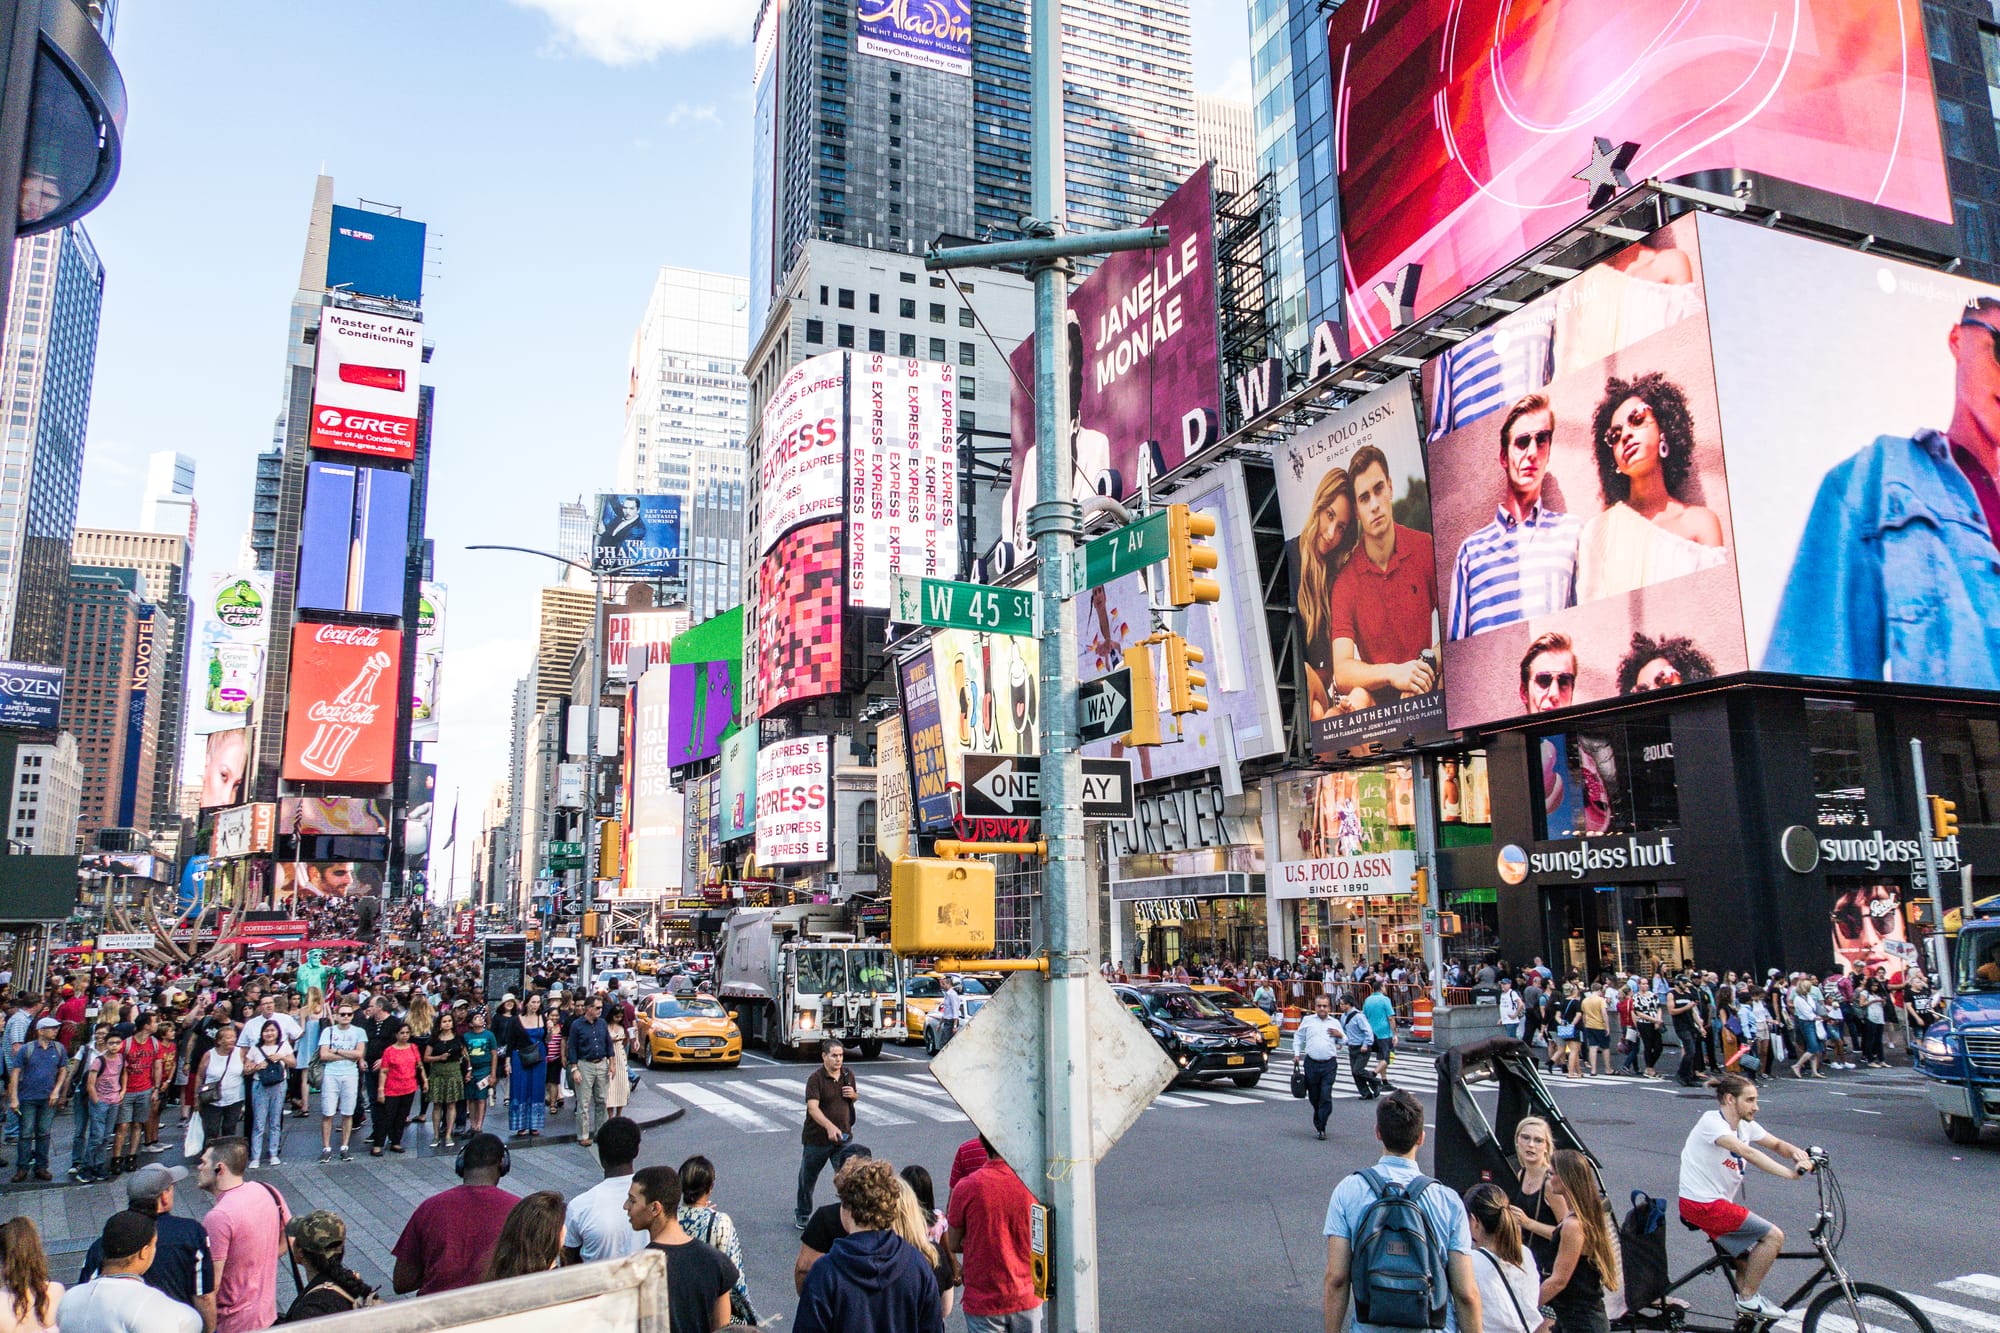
[
  {"left": 857, "top": 0, "right": 971, "bottom": 74},
  {"left": 756, "top": 735, "right": 830, "bottom": 865},
  {"left": 1273, "top": 849, "right": 1416, "bottom": 900},
  {"left": 759, "top": 353, "right": 847, "bottom": 555},
  {"left": 848, "top": 354, "right": 957, "bottom": 608}
]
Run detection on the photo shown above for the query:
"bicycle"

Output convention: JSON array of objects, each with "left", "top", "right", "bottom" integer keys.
[{"left": 1613, "top": 1149, "right": 1934, "bottom": 1333}]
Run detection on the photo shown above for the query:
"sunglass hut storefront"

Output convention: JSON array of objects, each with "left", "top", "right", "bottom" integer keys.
[{"left": 1450, "top": 690, "right": 2000, "bottom": 985}]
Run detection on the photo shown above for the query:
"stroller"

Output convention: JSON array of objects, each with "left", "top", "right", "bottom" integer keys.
[{"left": 1433, "top": 1038, "right": 1675, "bottom": 1326}]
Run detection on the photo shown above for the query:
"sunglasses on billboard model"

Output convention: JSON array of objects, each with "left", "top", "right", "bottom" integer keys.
[
  {"left": 1959, "top": 319, "right": 2000, "bottom": 363},
  {"left": 1532, "top": 672, "right": 1576, "bottom": 691}
]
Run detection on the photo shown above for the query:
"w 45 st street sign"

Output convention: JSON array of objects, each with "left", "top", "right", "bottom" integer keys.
[{"left": 892, "top": 573, "right": 1036, "bottom": 637}]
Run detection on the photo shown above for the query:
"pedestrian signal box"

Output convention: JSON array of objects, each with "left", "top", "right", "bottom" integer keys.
[
  {"left": 1030, "top": 1203, "right": 1054, "bottom": 1298},
  {"left": 891, "top": 857, "right": 997, "bottom": 957}
]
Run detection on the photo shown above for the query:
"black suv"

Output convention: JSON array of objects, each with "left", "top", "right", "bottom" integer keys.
[{"left": 1114, "top": 983, "right": 1269, "bottom": 1088}]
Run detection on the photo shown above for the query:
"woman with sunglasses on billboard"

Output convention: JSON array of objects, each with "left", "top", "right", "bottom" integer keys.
[{"left": 1577, "top": 372, "right": 1725, "bottom": 602}]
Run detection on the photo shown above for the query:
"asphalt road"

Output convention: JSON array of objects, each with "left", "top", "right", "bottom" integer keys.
[{"left": 647, "top": 1039, "right": 1999, "bottom": 1332}]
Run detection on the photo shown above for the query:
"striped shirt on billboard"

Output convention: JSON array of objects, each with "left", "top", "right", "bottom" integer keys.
[
  {"left": 1447, "top": 503, "right": 1582, "bottom": 640},
  {"left": 1426, "top": 314, "right": 1555, "bottom": 439}
]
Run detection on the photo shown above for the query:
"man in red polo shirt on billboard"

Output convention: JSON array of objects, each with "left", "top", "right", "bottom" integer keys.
[
  {"left": 946, "top": 1135, "right": 1042, "bottom": 1333},
  {"left": 1326, "top": 445, "right": 1439, "bottom": 707}
]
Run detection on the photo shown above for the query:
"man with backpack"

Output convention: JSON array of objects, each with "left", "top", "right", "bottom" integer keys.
[{"left": 1323, "top": 1090, "right": 1482, "bottom": 1333}]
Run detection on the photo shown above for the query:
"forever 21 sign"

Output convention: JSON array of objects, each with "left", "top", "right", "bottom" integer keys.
[{"left": 1107, "top": 781, "right": 1228, "bottom": 857}]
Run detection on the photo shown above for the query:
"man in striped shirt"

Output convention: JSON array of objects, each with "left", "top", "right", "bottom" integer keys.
[{"left": 1447, "top": 394, "right": 1582, "bottom": 640}]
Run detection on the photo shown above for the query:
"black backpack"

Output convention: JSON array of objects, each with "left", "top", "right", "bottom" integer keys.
[{"left": 1349, "top": 1169, "right": 1449, "bottom": 1329}]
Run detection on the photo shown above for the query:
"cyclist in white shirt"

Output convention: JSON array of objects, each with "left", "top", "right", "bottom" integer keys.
[{"left": 1677, "top": 1073, "right": 1812, "bottom": 1319}]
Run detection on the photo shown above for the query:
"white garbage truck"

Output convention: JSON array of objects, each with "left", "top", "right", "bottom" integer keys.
[{"left": 715, "top": 904, "right": 903, "bottom": 1058}]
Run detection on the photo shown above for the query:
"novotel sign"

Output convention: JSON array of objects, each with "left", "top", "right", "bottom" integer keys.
[{"left": 0, "top": 660, "right": 63, "bottom": 729}]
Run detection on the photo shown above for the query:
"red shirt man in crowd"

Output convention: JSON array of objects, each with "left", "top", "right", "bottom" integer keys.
[{"left": 946, "top": 1135, "right": 1043, "bottom": 1333}]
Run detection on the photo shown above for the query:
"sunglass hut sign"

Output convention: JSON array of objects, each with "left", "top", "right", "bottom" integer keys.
[{"left": 1530, "top": 831, "right": 1678, "bottom": 881}]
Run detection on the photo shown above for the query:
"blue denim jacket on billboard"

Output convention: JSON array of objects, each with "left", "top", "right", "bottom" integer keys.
[{"left": 1763, "top": 430, "right": 2000, "bottom": 688}]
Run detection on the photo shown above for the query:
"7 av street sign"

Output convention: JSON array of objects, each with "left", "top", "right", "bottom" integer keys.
[
  {"left": 892, "top": 574, "right": 1035, "bottom": 637},
  {"left": 1077, "top": 668, "right": 1134, "bottom": 744},
  {"left": 1067, "top": 510, "right": 1170, "bottom": 595},
  {"left": 961, "top": 755, "right": 1135, "bottom": 821}
]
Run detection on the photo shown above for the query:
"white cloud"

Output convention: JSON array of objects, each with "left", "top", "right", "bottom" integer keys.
[
  {"left": 1211, "top": 57, "right": 1252, "bottom": 103},
  {"left": 510, "top": 0, "right": 755, "bottom": 64},
  {"left": 666, "top": 102, "right": 721, "bottom": 128}
]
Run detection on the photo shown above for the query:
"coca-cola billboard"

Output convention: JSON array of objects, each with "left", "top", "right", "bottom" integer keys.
[{"left": 281, "top": 624, "right": 403, "bottom": 785}]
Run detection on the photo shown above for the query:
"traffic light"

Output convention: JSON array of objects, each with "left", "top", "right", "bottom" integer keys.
[
  {"left": 1161, "top": 632, "right": 1207, "bottom": 715},
  {"left": 598, "top": 818, "right": 623, "bottom": 879},
  {"left": 1412, "top": 866, "right": 1430, "bottom": 900},
  {"left": 1164, "top": 503, "right": 1221, "bottom": 607},
  {"left": 1930, "top": 794, "right": 1959, "bottom": 839},
  {"left": 1437, "top": 911, "right": 1463, "bottom": 936},
  {"left": 1119, "top": 640, "right": 1164, "bottom": 746}
]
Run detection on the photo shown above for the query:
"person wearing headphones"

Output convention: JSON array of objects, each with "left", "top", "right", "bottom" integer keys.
[{"left": 390, "top": 1132, "right": 522, "bottom": 1295}]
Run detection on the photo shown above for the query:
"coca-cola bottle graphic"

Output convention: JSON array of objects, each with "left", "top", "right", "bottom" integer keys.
[{"left": 299, "top": 650, "right": 391, "bottom": 777}]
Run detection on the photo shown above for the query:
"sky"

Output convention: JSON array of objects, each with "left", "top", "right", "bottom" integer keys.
[{"left": 73, "top": 0, "right": 1253, "bottom": 901}]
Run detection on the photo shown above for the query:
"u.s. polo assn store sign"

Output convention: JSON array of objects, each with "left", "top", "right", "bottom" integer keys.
[{"left": 1273, "top": 849, "right": 1417, "bottom": 900}]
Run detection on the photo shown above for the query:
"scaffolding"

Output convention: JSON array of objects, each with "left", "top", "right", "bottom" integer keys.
[{"left": 1215, "top": 170, "right": 1276, "bottom": 431}]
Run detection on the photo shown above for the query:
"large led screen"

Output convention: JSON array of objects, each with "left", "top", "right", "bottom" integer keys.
[
  {"left": 1083, "top": 460, "right": 1285, "bottom": 776},
  {"left": 297, "top": 462, "right": 409, "bottom": 617},
  {"left": 1699, "top": 214, "right": 2000, "bottom": 690},
  {"left": 932, "top": 629, "right": 1038, "bottom": 796},
  {"left": 747, "top": 519, "right": 844, "bottom": 716},
  {"left": 592, "top": 493, "right": 683, "bottom": 577},
  {"left": 1425, "top": 215, "right": 1748, "bottom": 730},
  {"left": 280, "top": 624, "right": 403, "bottom": 785},
  {"left": 624, "top": 665, "right": 684, "bottom": 895},
  {"left": 1278, "top": 380, "right": 1447, "bottom": 753},
  {"left": 309, "top": 308, "right": 423, "bottom": 460},
  {"left": 760, "top": 353, "right": 847, "bottom": 554},
  {"left": 1006, "top": 164, "right": 1220, "bottom": 553},
  {"left": 194, "top": 572, "right": 273, "bottom": 735},
  {"left": 328, "top": 205, "right": 426, "bottom": 305},
  {"left": 857, "top": 0, "right": 970, "bottom": 75},
  {"left": 1328, "top": 0, "right": 1952, "bottom": 353},
  {"left": 848, "top": 353, "right": 957, "bottom": 607},
  {"left": 756, "top": 735, "right": 831, "bottom": 865},
  {"left": 898, "top": 649, "right": 954, "bottom": 832}
]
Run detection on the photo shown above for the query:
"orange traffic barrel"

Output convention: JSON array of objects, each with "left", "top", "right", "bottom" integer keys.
[
  {"left": 1412, "top": 995, "right": 1434, "bottom": 1041},
  {"left": 1281, "top": 1005, "right": 1303, "bottom": 1040}
]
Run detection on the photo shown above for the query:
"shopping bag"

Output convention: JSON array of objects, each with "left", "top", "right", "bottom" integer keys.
[{"left": 183, "top": 1113, "right": 205, "bottom": 1162}]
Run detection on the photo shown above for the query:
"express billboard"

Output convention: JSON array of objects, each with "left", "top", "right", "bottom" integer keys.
[
  {"left": 1698, "top": 214, "right": 2000, "bottom": 689},
  {"left": 897, "top": 649, "right": 953, "bottom": 830},
  {"left": 327, "top": 204, "right": 427, "bottom": 305},
  {"left": 298, "top": 462, "right": 410, "bottom": 617},
  {"left": 856, "top": 0, "right": 970, "bottom": 74},
  {"left": 1006, "top": 164, "right": 1220, "bottom": 553},
  {"left": 756, "top": 735, "right": 830, "bottom": 865},
  {"left": 592, "top": 493, "right": 683, "bottom": 577},
  {"left": 759, "top": 352, "right": 847, "bottom": 554},
  {"left": 0, "top": 660, "right": 62, "bottom": 729},
  {"left": 194, "top": 572, "right": 273, "bottom": 734},
  {"left": 1081, "top": 460, "right": 1285, "bottom": 777},
  {"left": 308, "top": 307, "right": 423, "bottom": 461},
  {"left": 280, "top": 624, "right": 402, "bottom": 785},
  {"left": 1326, "top": 0, "right": 1951, "bottom": 353},
  {"left": 1277, "top": 379, "right": 1447, "bottom": 752},
  {"left": 746, "top": 519, "right": 844, "bottom": 717},
  {"left": 1425, "top": 215, "right": 1748, "bottom": 730},
  {"left": 847, "top": 353, "right": 957, "bottom": 607}
]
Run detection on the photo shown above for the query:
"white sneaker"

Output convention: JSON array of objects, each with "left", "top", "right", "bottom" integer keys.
[
  {"left": 268, "top": 1156, "right": 282, "bottom": 1168},
  {"left": 1736, "top": 1294, "right": 1787, "bottom": 1319}
]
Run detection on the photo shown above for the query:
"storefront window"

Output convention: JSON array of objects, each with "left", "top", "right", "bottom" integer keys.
[
  {"left": 1924, "top": 711, "right": 2000, "bottom": 827},
  {"left": 1536, "top": 721, "right": 1678, "bottom": 839},
  {"left": 1807, "top": 698, "right": 1880, "bottom": 828}
]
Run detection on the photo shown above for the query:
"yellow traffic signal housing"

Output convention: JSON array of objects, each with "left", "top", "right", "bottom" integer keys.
[
  {"left": 1161, "top": 632, "right": 1207, "bottom": 715},
  {"left": 1120, "top": 640, "right": 1164, "bottom": 746},
  {"left": 598, "top": 819, "right": 623, "bottom": 878},
  {"left": 891, "top": 857, "right": 997, "bottom": 957},
  {"left": 1930, "top": 795, "right": 1959, "bottom": 839},
  {"left": 582, "top": 911, "right": 600, "bottom": 939},
  {"left": 1412, "top": 866, "right": 1430, "bottom": 899},
  {"left": 1165, "top": 503, "right": 1221, "bottom": 607},
  {"left": 1437, "top": 911, "right": 1462, "bottom": 935}
]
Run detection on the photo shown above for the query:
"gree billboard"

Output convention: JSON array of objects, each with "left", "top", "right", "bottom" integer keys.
[{"left": 308, "top": 308, "right": 423, "bottom": 461}]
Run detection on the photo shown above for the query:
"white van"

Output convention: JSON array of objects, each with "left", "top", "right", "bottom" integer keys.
[{"left": 545, "top": 936, "right": 578, "bottom": 964}]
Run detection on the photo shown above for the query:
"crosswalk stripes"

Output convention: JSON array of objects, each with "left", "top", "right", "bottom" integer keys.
[
  {"left": 1772, "top": 1274, "right": 2000, "bottom": 1333},
  {"left": 661, "top": 1080, "right": 788, "bottom": 1133},
  {"left": 754, "top": 1077, "right": 915, "bottom": 1126}
]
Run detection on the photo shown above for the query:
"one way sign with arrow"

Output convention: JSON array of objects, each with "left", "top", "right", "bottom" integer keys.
[
  {"left": 1077, "top": 668, "right": 1134, "bottom": 745},
  {"left": 961, "top": 755, "right": 1134, "bottom": 821}
]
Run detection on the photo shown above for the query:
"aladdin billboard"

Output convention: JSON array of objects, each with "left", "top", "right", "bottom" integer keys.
[
  {"left": 857, "top": 0, "right": 971, "bottom": 75},
  {"left": 308, "top": 307, "right": 423, "bottom": 461},
  {"left": 1326, "top": 0, "right": 1951, "bottom": 352},
  {"left": 1006, "top": 164, "right": 1221, "bottom": 553}
]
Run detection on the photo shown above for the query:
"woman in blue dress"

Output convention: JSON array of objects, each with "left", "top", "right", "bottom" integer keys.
[{"left": 502, "top": 991, "right": 550, "bottom": 1138}]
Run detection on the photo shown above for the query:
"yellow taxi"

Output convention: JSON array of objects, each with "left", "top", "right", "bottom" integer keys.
[
  {"left": 1192, "top": 985, "right": 1281, "bottom": 1049},
  {"left": 635, "top": 992, "right": 742, "bottom": 1068},
  {"left": 901, "top": 973, "right": 1000, "bottom": 1042},
  {"left": 635, "top": 954, "right": 659, "bottom": 975}
]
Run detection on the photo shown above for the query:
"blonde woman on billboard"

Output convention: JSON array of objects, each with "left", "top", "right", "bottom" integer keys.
[{"left": 1576, "top": 373, "right": 1724, "bottom": 601}]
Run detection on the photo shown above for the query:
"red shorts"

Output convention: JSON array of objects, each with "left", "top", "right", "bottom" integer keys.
[{"left": 1679, "top": 1197, "right": 1750, "bottom": 1240}]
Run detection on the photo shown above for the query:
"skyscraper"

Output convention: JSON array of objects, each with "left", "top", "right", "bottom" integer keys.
[
  {"left": 0, "top": 224, "right": 105, "bottom": 664},
  {"left": 747, "top": 0, "right": 1197, "bottom": 334},
  {"left": 615, "top": 267, "right": 750, "bottom": 620},
  {"left": 1245, "top": 0, "right": 1331, "bottom": 369},
  {"left": 139, "top": 450, "right": 196, "bottom": 541},
  {"left": 1196, "top": 96, "right": 1257, "bottom": 193},
  {"left": 71, "top": 526, "right": 190, "bottom": 836},
  {"left": 59, "top": 564, "right": 154, "bottom": 846}
]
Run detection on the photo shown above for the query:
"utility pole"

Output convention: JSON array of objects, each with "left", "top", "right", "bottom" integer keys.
[
  {"left": 923, "top": 1, "right": 1164, "bottom": 1319},
  {"left": 1911, "top": 739, "right": 1953, "bottom": 998}
]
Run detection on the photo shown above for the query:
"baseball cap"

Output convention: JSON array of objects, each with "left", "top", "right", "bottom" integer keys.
[
  {"left": 126, "top": 1163, "right": 187, "bottom": 1204},
  {"left": 35, "top": 1017, "right": 57, "bottom": 1030},
  {"left": 287, "top": 1210, "right": 346, "bottom": 1255},
  {"left": 110, "top": 1022, "right": 135, "bottom": 1038},
  {"left": 60, "top": 984, "right": 74, "bottom": 995},
  {"left": 100, "top": 1210, "right": 156, "bottom": 1261}
]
